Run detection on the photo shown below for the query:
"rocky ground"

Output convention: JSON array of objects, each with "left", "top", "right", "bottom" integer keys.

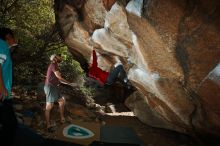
[{"left": 12, "top": 79, "right": 201, "bottom": 146}]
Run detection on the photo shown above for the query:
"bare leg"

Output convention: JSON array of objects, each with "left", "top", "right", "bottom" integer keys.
[
  {"left": 45, "top": 102, "right": 53, "bottom": 128},
  {"left": 58, "top": 97, "right": 65, "bottom": 122}
]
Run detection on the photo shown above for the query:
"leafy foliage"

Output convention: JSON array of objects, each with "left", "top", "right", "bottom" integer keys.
[
  {"left": 0, "top": 0, "right": 85, "bottom": 87},
  {"left": 58, "top": 49, "right": 85, "bottom": 85}
]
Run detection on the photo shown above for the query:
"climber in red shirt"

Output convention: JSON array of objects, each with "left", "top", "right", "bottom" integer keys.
[{"left": 88, "top": 49, "right": 129, "bottom": 87}]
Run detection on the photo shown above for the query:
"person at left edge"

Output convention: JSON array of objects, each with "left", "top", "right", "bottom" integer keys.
[{"left": 0, "top": 27, "right": 18, "bottom": 146}]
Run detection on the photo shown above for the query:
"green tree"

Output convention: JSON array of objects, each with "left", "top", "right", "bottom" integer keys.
[{"left": 0, "top": 0, "right": 66, "bottom": 84}]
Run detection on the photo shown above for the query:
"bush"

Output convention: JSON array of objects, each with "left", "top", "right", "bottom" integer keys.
[{"left": 59, "top": 53, "right": 85, "bottom": 86}]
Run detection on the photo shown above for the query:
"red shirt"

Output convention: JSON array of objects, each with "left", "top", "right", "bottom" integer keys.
[{"left": 88, "top": 50, "right": 109, "bottom": 85}]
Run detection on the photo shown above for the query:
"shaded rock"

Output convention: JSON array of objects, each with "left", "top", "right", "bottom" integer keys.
[
  {"left": 54, "top": 0, "right": 220, "bottom": 137},
  {"left": 105, "top": 102, "right": 116, "bottom": 113}
]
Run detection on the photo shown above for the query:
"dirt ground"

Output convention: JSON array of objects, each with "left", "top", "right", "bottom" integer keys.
[
  {"left": 93, "top": 87, "right": 198, "bottom": 146},
  {"left": 11, "top": 81, "right": 207, "bottom": 146}
]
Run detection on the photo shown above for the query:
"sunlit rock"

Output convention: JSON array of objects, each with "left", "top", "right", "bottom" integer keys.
[
  {"left": 105, "top": 2, "right": 133, "bottom": 45},
  {"left": 54, "top": 0, "right": 220, "bottom": 137},
  {"left": 126, "top": 0, "right": 143, "bottom": 17},
  {"left": 92, "top": 28, "right": 128, "bottom": 57}
]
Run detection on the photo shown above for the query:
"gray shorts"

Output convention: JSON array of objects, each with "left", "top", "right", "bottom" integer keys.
[{"left": 44, "top": 84, "right": 62, "bottom": 103}]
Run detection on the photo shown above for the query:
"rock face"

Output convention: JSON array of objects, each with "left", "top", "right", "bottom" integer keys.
[{"left": 54, "top": 0, "right": 220, "bottom": 137}]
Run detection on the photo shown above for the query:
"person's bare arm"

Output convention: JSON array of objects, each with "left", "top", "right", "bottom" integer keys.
[
  {"left": 0, "top": 64, "right": 8, "bottom": 101},
  {"left": 54, "top": 70, "right": 70, "bottom": 84}
]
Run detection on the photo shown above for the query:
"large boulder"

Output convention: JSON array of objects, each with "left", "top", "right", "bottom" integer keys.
[{"left": 54, "top": 0, "right": 220, "bottom": 137}]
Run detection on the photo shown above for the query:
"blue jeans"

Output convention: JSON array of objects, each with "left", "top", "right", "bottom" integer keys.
[{"left": 106, "top": 65, "right": 127, "bottom": 85}]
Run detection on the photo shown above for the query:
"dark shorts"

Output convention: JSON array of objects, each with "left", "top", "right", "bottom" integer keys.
[{"left": 44, "top": 84, "right": 62, "bottom": 103}]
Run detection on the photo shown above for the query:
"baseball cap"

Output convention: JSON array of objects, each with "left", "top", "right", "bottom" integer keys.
[{"left": 50, "top": 54, "right": 57, "bottom": 61}]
